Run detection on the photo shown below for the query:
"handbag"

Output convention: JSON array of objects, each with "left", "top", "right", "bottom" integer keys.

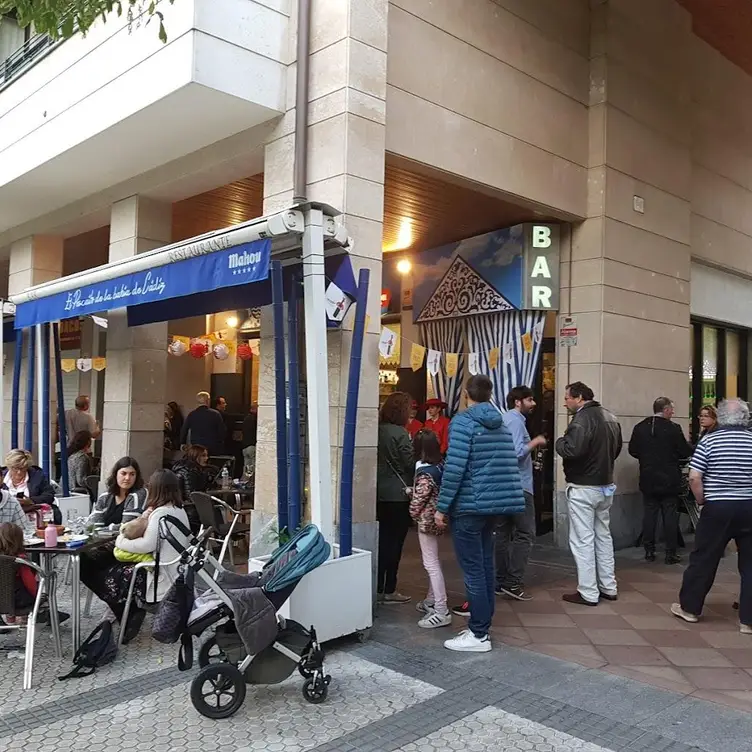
[{"left": 152, "top": 565, "right": 195, "bottom": 670}]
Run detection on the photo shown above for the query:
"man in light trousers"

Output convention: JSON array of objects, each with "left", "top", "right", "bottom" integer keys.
[{"left": 555, "top": 382, "right": 623, "bottom": 606}]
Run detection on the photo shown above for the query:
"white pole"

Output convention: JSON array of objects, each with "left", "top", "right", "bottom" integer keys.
[
  {"left": 35, "top": 323, "right": 44, "bottom": 465},
  {"left": 301, "top": 207, "right": 334, "bottom": 544}
]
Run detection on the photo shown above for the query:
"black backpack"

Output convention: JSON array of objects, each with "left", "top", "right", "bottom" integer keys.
[{"left": 59, "top": 620, "right": 118, "bottom": 680}]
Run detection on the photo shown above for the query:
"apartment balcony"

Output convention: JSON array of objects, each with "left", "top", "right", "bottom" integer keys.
[{"left": 0, "top": 0, "right": 288, "bottom": 235}]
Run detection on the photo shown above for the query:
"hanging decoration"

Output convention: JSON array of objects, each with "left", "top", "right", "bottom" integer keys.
[
  {"left": 379, "top": 327, "right": 398, "bottom": 358},
  {"left": 190, "top": 342, "right": 209, "bottom": 359},
  {"left": 168, "top": 337, "right": 188, "bottom": 357},
  {"left": 426, "top": 349, "right": 441, "bottom": 376},
  {"left": 468, "top": 352, "right": 480, "bottom": 376},
  {"left": 521, "top": 331, "right": 533, "bottom": 354},
  {"left": 237, "top": 343, "right": 253, "bottom": 361},
  {"left": 410, "top": 343, "right": 426, "bottom": 372},
  {"left": 61, "top": 359, "right": 77, "bottom": 373},
  {"left": 213, "top": 343, "right": 230, "bottom": 361},
  {"left": 92, "top": 357, "right": 107, "bottom": 372},
  {"left": 76, "top": 358, "right": 92, "bottom": 372},
  {"left": 445, "top": 353, "right": 459, "bottom": 378},
  {"left": 488, "top": 347, "right": 500, "bottom": 371}
]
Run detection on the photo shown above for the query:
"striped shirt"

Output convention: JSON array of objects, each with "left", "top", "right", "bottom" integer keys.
[{"left": 690, "top": 427, "right": 752, "bottom": 501}]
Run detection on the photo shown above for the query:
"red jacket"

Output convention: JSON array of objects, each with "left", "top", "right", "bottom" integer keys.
[
  {"left": 17, "top": 554, "right": 38, "bottom": 598},
  {"left": 424, "top": 416, "right": 450, "bottom": 454},
  {"left": 406, "top": 418, "right": 423, "bottom": 439}
]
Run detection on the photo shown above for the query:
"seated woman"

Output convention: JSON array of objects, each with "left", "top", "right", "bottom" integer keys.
[
  {"left": 88, "top": 457, "right": 147, "bottom": 527},
  {"left": 80, "top": 469, "right": 190, "bottom": 643},
  {"left": 1, "top": 449, "right": 59, "bottom": 524},
  {"left": 67, "top": 431, "right": 94, "bottom": 495},
  {"left": 171, "top": 444, "right": 210, "bottom": 532}
]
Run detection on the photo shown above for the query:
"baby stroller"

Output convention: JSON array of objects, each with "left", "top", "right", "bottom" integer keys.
[{"left": 161, "top": 520, "right": 333, "bottom": 719}]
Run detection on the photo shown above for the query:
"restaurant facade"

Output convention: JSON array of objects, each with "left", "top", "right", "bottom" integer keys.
[{"left": 2, "top": 0, "right": 752, "bottom": 550}]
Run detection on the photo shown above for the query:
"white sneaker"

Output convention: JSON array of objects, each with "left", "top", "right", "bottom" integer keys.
[
  {"left": 416, "top": 599, "right": 435, "bottom": 614},
  {"left": 740, "top": 623, "right": 752, "bottom": 635},
  {"left": 444, "top": 629, "right": 491, "bottom": 652},
  {"left": 418, "top": 610, "right": 452, "bottom": 629},
  {"left": 671, "top": 603, "right": 699, "bottom": 623}
]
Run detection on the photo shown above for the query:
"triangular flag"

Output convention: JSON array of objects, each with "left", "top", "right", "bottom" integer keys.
[
  {"left": 92, "top": 357, "right": 106, "bottom": 372},
  {"left": 503, "top": 342, "right": 514, "bottom": 364},
  {"left": 488, "top": 347, "right": 500, "bottom": 371},
  {"left": 521, "top": 332, "right": 533, "bottom": 354},
  {"left": 468, "top": 352, "right": 479, "bottom": 375},
  {"left": 379, "top": 327, "right": 397, "bottom": 358},
  {"left": 446, "top": 353, "right": 458, "bottom": 378},
  {"left": 76, "top": 358, "right": 92, "bottom": 372},
  {"left": 325, "top": 281, "right": 352, "bottom": 322},
  {"left": 533, "top": 319, "right": 545, "bottom": 344},
  {"left": 426, "top": 349, "right": 441, "bottom": 376},
  {"left": 61, "top": 359, "right": 77, "bottom": 373},
  {"left": 410, "top": 343, "right": 426, "bottom": 372}
]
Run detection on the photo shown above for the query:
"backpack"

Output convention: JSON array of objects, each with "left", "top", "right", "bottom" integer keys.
[{"left": 58, "top": 620, "right": 118, "bottom": 680}]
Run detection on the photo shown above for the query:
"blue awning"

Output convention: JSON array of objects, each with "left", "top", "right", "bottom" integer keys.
[
  {"left": 15, "top": 239, "right": 271, "bottom": 329},
  {"left": 126, "top": 253, "right": 357, "bottom": 328}
]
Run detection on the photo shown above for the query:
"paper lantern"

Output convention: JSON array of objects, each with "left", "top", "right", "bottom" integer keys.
[
  {"left": 190, "top": 341, "right": 208, "bottom": 359},
  {"left": 168, "top": 339, "right": 187, "bottom": 357},
  {"left": 237, "top": 343, "right": 253, "bottom": 361},
  {"left": 213, "top": 343, "right": 229, "bottom": 361}
]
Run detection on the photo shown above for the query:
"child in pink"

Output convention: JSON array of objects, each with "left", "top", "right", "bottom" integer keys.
[{"left": 410, "top": 430, "right": 451, "bottom": 628}]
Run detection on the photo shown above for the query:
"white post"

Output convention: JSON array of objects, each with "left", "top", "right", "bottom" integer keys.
[
  {"left": 301, "top": 207, "right": 334, "bottom": 544},
  {"left": 35, "top": 323, "right": 44, "bottom": 465}
]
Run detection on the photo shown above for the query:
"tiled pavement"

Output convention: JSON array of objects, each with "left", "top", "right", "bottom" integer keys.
[{"left": 1, "top": 537, "right": 752, "bottom": 751}]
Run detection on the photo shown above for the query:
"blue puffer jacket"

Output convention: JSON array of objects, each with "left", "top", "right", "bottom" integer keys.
[{"left": 437, "top": 402, "right": 525, "bottom": 517}]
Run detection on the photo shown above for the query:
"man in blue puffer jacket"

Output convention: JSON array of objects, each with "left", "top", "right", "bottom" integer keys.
[{"left": 435, "top": 375, "right": 525, "bottom": 652}]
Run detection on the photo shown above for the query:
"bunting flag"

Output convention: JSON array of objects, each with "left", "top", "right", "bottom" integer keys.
[
  {"left": 521, "top": 332, "right": 533, "bottom": 354},
  {"left": 468, "top": 352, "right": 480, "bottom": 376},
  {"left": 445, "top": 353, "right": 459, "bottom": 378},
  {"left": 410, "top": 343, "right": 426, "bottom": 372},
  {"left": 533, "top": 318, "right": 545, "bottom": 344},
  {"left": 92, "top": 357, "right": 107, "bottom": 372},
  {"left": 503, "top": 341, "right": 514, "bottom": 364},
  {"left": 61, "top": 359, "right": 77, "bottom": 373},
  {"left": 426, "top": 349, "right": 441, "bottom": 375},
  {"left": 488, "top": 347, "right": 500, "bottom": 371},
  {"left": 379, "top": 327, "right": 398, "bottom": 358},
  {"left": 76, "top": 358, "right": 92, "bottom": 372}
]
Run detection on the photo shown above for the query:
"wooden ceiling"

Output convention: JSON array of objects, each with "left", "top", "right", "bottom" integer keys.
[{"left": 677, "top": 0, "right": 752, "bottom": 76}]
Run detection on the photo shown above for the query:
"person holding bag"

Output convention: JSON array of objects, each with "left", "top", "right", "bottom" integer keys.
[{"left": 376, "top": 392, "right": 415, "bottom": 604}]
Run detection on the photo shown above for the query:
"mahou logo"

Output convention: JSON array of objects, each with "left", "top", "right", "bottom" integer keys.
[{"left": 228, "top": 249, "right": 262, "bottom": 270}]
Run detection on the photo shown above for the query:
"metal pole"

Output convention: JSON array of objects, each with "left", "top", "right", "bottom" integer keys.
[
  {"left": 293, "top": 0, "right": 311, "bottom": 202},
  {"left": 35, "top": 324, "right": 46, "bottom": 476},
  {"left": 0, "top": 304, "right": 5, "bottom": 460},
  {"left": 339, "top": 269, "right": 369, "bottom": 558},
  {"left": 24, "top": 326, "right": 35, "bottom": 452},
  {"left": 271, "top": 260, "right": 289, "bottom": 534},
  {"left": 301, "top": 207, "right": 334, "bottom": 543},
  {"left": 41, "top": 324, "right": 51, "bottom": 478},
  {"left": 52, "top": 323, "right": 69, "bottom": 496},
  {"left": 11, "top": 329, "right": 22, "bottom": 449},
  {"left": 287, "top": 270, "right": 302, "bottom": 532}
]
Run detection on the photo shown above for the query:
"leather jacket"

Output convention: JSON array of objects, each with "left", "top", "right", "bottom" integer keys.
[{"left": 555, "top": 401, "right": 623, "bottom": 486}]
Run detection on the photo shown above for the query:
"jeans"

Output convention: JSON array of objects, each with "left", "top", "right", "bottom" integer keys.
[
  {"left": 495, "top": 492, "right": 536, "bottom": 589},
  {"left": 377, "top": 502, "right": 411, "bottom": 595},
  {"left": 680, "top": 500, "right": 752, "bottom": 626},
  {"left": 451, "top": 514, "right": 496, "bottom": 638},
  {"left": 642, "top": 493, "right": 679, "bottom": 552},
  {"left": 566, "top": 484, "right": 617, "bottom": 603},
  {"left": 418, "top": 532, "right": 448, "bottom": 614}
]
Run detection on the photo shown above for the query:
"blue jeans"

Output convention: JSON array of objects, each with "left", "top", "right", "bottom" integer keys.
[{"left": 451, "top": 514, "right": 496, "bottom": 637}]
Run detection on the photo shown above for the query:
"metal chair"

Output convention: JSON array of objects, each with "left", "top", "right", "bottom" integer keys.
[
  {"left": 0, "top": 555, "right": 62, "bottom": 689},
  {"left": 189, "top": 492, "right": 250, "bottom": 567}
]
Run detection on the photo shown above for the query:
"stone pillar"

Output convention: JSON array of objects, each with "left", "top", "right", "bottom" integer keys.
[
  {"left": 556, "top": 0, "right": 693, "bottom": 547},
  {"left": 101, "top": 196, "right": 171, "bottom": 482},
  {"left": 253, "top": 0, "right": 387, "bottom": 555},
  {"left": 7, "top": 236, "right": 64, "bottom": 457}
]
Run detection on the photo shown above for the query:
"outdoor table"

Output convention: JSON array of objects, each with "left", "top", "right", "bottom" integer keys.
[
  {"left": 27, "top": 534, "right": 114, "bottom": 652},
  {"left": 208, "top": 486, "right": 254, "bottom": 510}
]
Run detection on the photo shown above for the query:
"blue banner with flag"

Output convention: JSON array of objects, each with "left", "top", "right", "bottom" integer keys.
[{"left": 14, "top": 239, "right": 271, "bottom": 329}]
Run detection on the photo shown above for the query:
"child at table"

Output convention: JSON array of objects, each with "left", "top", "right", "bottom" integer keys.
[{"left": 0, "top": 521, "right": 38, "bottom": 623}]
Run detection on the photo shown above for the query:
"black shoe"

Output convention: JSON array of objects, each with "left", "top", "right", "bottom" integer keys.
[
  {"left": 665, "top": 552, "right": 682, "bottom": 565},
  {"left": 451, "top": 601, "right": 470, "bottom": 617},
  {"left": 733, "top": 601, "right": 740, "bottom": 611},
  {"left": 496, "top": 585, "right": 533, "bottom": 601},
  {"left": 645, "top": 549, "right": 656, "bottom": 562},
  {"left": 121, "top": 608, "right": 146, "bottom": 645},
  {"left": 562, "top": 592, "right": 598, "bottom": 607},
  {"left": 38, "top": 609, "right": 70, "bottom": 625},
  {"left": 599, "top": 591, "right": 618, "bottom": 602}
]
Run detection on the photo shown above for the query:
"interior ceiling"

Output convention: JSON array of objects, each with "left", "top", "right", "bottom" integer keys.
[{"left": 677, "top": 0, "right": 752, "bottom": 76}]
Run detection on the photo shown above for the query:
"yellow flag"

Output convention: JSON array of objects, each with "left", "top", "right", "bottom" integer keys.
[
  {"left": 446, "top": 353, "right": 459, "bottom": 378},
  {"left": 522, "top": 332, "right": 533, "bottom": 354},
  {"left": 61, "top": 359, "right": 77, "bottom": 373},
  {"left": 410, "top": 343, "right": 426, "bottom": 372},
  {"left": 92, "top": 357, "right": 106, "bottom": 372},
  {"left": 488, "top": 347, "right": 500, "bottom": 370}
]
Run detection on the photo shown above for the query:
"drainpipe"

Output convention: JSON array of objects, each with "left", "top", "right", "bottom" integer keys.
[{"left": 293, "top": 0, "right": 311, "bottom": 203}]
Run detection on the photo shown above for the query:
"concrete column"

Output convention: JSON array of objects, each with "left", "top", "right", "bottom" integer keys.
[
  {"left": 556, "top": 0, "right": 693, "bottom": 547},
  {"left": 253, "top": 0, "right": 387, "bottom": 554},
  {"left": 6, "top": 236, "right": 64, "bottom": 456},
  {"left": 101, "top": 196, "right": 171, "bottom": 482}
]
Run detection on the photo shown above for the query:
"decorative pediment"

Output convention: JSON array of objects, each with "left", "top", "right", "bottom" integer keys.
[{"left": 416, "top": 256, "right": 515, "bottom": 323}]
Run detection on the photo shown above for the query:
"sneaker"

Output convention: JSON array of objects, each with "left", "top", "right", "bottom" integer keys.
[
  {"left": 444, "top": 629, "right": 491, "bottom": 653},
  {"left": 415, "top": 599, "right": 435, "bottom": 614},
  {"left": 418, "top": 611, "right": 452, "bottom": 629},
  {"left": 671, "top": 603, "right": 699, "bottom": 624},
  {"left": 562, "top": 592, "right": 598, "bottom": 607},
  {"left": 382, "top": 592, "right": 411, "bottom": 604},
  {"left": 598, "top": 591, "right": 618, "bottom": 602},
  {"left": 451, "top": 601, "right": 470, "bottom": 617},
  {"left": 740, "top": 624, "right": 752, "bottom": 635},
  {"left": 496, "top": 585, "right": 533, "bottom": 602}
]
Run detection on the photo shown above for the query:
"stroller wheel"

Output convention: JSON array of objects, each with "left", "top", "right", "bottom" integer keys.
[
  {"left": 302, "top": 675, "right": 329, "bottom": 704},
  {"left": 191, "top": 664, "right": 246, "bottom": 719},
  {"left": 198, "top": 637, "right": 228, "bottom": 668}
]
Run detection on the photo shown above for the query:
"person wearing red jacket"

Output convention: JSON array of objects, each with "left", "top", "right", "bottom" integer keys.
[
  {"left": 423, "top": 399, "right": 450, "bottom": 454},
  {"left": 406, "top": 400, "right": 424, "bottom": 440}
]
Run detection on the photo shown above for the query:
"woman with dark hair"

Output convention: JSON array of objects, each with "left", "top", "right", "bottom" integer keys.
[
  {"left": 67, "top": 430, "right": 93, "bottom": 493},
  {"left": 172, "top": 445, "right": 211, "bottom": 531},
  {"left": 87, "top": 456, "right": 147, "bottom": 527},
  {"left": 81, "top": 469, "right": 190, "bottom": 643},
  {"left": 376, "top": 391, "right": 415, "bottom": 603},
  {"left": 698, "top": 405, "right": 718, "bottom": 439},
  {"left": 167, "top": 401, "right": 184, "bottom": 448}
]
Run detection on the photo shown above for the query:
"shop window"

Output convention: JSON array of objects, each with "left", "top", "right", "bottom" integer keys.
[
  {"left": 727, "top": 330, "right": 740, "bottom": 399},
  {"left": 702, "top": 326, "right": 718, "bottom": 405}
]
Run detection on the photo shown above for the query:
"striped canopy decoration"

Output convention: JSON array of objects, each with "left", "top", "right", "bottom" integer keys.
[
  {"left": 421, "top": 318, "right": 466, "bottom": 417},
  {"left": 465, "top": 311, "right": 546, "bottom": 410}
]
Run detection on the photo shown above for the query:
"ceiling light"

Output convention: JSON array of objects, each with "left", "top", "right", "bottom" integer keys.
[
  {"left": 396, "top": 259, "right": 412, "bottom": 275},
  {"left": 226, "top": 316, "right": 239, "bottom": 329}
]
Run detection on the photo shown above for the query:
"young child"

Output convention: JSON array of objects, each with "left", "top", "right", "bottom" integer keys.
[
  {"left": 0, "top": 521, "right": 38, "bottom": 623},
  {"left": 113, "top": 510, "right": 154, "bottom": 563},
  {"left": 410, "top": 430, "right": 451, "bottom": 629}
]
